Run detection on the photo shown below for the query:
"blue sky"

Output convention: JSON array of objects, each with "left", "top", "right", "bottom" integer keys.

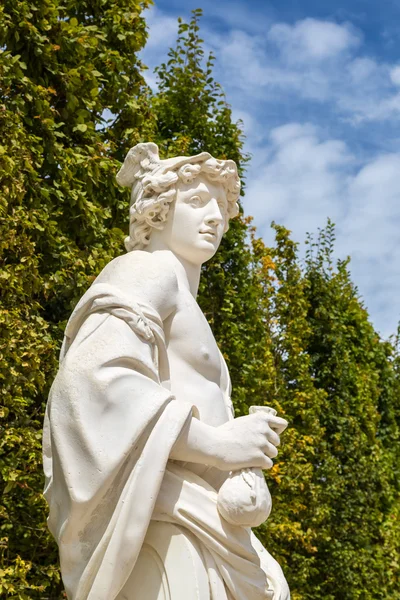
[{"left": 140, "top": 0, "right": 400, "bottom": 339}]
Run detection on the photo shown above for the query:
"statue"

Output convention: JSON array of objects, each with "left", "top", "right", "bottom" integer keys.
[{"left": 43, "top": 143, "right": 290, "bottom": 600}]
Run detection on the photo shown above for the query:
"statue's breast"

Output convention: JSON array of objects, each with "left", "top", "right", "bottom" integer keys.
[{"left": 165, "top": 289, "right": 221, "bottom": 385}]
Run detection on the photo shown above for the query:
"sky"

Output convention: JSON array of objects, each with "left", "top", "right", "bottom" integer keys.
[{"left": 140, "top": 0, "right": 400, "bottom": 339}]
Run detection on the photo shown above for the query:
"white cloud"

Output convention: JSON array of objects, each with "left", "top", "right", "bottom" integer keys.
[
  {"left": 341, "top": 154, "right": 400, "bottom": 258},
  {"left": 231, "top": 108, "right": 262, "bottom": 143},
  {"left": 245, "top": 123, "right": 352, "bottom": 237},
  {"left": 390, "top": 65, "right": 400, "bottom": 86},
  {"left": 141, "top": 8, "right": 400, "bottom": 124},
  {"left": 139, "top": 7, "right": 400, "bottom": 337},
  {"left": 141, "top": 10, "right": 399, "bottom": 123},
  {"left": 268, "top": 18, "right": 361, "bottom": 61},
  {"left": 339, "top": 153, "right": 400, "bottom": 337},
  {"left": 206, "top": 18, "right": 400, "bottom": 123},
  {"left": 143, "top": 7, "right": 178, "bottom": 52},
  {"left": 139, "top": 7, "right": 180, "bottom": 89},
  {"left": 244, "top": 124, "right": 400, "bottom": 338}
]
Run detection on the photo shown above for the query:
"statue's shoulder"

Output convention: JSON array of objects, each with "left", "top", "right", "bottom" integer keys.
[
  {"left": 110, "top": 250, "right": 178, "bottom": 285},
  {"left": 97, "top": 251, "right": 179, "bottom": 319}
]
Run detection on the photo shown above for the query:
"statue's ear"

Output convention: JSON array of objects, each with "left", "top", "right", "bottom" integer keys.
[{"left": 116, "top": 143, "right": 160, "bottom": 188}]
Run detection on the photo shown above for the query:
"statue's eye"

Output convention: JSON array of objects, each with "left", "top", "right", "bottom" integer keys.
[{"left": 189, "top": 195, "right": 205, "bottom": 207}]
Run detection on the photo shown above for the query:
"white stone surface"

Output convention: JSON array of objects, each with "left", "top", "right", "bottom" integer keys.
[
  {"left": 217, "top": 407, "right": 277, "bottom": 528},
  {"left": 43, "top": 143, "right": 290, "bottom": 599}
]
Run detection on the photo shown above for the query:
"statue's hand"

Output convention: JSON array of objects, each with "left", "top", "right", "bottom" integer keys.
[{"left": 214, "top": 412, "right": 288, "bottom": 471}]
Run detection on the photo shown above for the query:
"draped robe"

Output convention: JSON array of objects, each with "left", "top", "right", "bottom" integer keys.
[{"left": 43, "top": 282, "right": 289, "bottom": 600}]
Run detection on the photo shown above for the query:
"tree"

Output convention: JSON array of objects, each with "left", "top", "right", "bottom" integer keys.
[
  {"left": 150, "top": 8, "right": 262, "bottom": 416},
  {"left": 246, "top": 225, "right": 328, "bottom": 595},
  {"left": 249, "top": 222, "right": 400, "bottom": 599},
  {"left": 1, "top": 4, "right": 399, "bottom": 598},
  {"left": 300, "top": 222, "right": 400, "bottom": 598},
  {"left": 0, "top": 0, "right": 153, "bottom": 596},
  {"left": 149, "top": 11, "right": 328, "bottom": 594}
]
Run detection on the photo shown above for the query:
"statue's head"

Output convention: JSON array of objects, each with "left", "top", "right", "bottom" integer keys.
[{"left": 116, "top": 143, "right": 240, "bottom": 261}]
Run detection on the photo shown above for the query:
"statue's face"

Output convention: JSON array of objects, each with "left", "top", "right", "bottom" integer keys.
[{"left": 159, "top": 174, "right": 228, "bottom": 265}]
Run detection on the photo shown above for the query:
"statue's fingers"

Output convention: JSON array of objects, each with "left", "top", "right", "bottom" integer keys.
[
  {"left": 266, "top": 429, "right": 280, "bottom": 447},
  {"left": 258, "top": 454, "right": 273, "bottom": 470},
  {"left": 263, "top": 441, "right": 278, "bottom": 459},
  {"left": 267, "top": 415, "right": 288, "bottom": 434}
]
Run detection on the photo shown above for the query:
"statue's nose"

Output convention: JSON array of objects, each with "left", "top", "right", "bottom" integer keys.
[{"left": 205, "top": 198, "right": 224, "bottom": 225}]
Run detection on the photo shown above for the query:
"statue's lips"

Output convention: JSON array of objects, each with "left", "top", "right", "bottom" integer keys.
[{"left": 199, "top": 230, "right": 217, "bottom": 239}]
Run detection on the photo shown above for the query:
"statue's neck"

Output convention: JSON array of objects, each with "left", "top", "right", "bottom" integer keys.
[{"left": 174, "top": 254, "right": 201, "bottom": 298}]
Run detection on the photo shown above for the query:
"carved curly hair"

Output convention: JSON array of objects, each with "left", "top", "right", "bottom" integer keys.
[{"left": 117, "top": 143, "right": 241, "bottom": 252}]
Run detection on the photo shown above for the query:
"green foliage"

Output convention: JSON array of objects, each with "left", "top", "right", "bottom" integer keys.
[
  {"left": 299, "top": 221, "right": 400, "bottom": 598},
  {"left": 149, "top": 13, "right": 400, "bottom": 597},
  {"left": 152, "top": 8, "right": 245, "bottom": 164},
  {"left": 250, "top": 222, "right": 400, "bottom": 599},
  {"left": 0, "top": 0, "right": 153, "bottom": 596},
  {"left": 1, "top": 5, "right": 399, "bottom": 599},
  {"left": 251, "top": 225, "right": 328, "bottom": 593},
  {"left": 150, "top": 9, "right": 259, "bottom": 409}
]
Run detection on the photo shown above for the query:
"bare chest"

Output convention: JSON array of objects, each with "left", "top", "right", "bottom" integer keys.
[{"left": 164, "top": 290, "right": 222, "bottom": 384}]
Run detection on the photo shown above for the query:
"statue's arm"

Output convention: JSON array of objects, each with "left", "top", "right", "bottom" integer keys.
[
  {"left": 96, "top": 252, "right": 285, "bottom": 472},
  {"left": 170, "top": 413, "right": 285, "bottom": 472}
]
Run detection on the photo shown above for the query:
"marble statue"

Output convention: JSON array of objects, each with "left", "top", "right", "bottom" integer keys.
[{"left": 43, "top": 142, "right": 290, "bottom": 600}]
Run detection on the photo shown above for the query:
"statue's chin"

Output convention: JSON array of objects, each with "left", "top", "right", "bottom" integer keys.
[{"left": 173, "top": 244, "right": 220, "bottom": 266}]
